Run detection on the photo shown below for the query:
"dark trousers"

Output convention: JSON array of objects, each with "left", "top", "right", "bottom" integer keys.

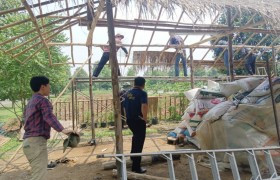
[
  {"left": 127, "top": 119, "right": 146, "bottom": 170},
  {"left": 92, "top": 52, "right": 120, "bottom": 77},
  {"left": 245, "top": 56, "right": 256, "bottom": 75}
]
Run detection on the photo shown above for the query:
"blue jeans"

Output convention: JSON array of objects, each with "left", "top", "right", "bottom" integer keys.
[
  {"left": 92, "top": 52, "right": 120, "bottom": 77},
  {"left": 175, "top": 53, "right": 187, "bottom": 76}
]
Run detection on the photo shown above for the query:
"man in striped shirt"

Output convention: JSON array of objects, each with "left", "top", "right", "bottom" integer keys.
[{"left": 23, "top": 76, "right": 75, "bottom": 180}]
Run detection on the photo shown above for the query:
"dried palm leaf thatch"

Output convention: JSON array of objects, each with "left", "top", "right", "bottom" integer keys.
[
  {"left": 133, "top": 51, "right": 176, "bottom": 70},
  {"left": 116, "top": 0, "right": 280, "bottom": 27}
]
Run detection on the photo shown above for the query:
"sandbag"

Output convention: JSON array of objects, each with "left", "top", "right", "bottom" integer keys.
[
  {"left": 203, "top": 101, "right": 234, "bottom": 122},
  {"left": 184, "top": 88, "right": 201, "bottom": 101},
  {"left": 220, "top": 81, "right": 241, "bottom": 97},
  {"left": 236, "top": 77, "right": 264, "bottom": 92},
  {"left": 207, "top": 80, "right": 220, "bottom": 91},
  {"left": 248, "top": 77, "right": 280, "bottom": 97},
  {"left": 194, "top": 98, "right": 226, "bottom": 115},
  {"left": 194, "top": 89, "right": 225, "bottom": 99}
]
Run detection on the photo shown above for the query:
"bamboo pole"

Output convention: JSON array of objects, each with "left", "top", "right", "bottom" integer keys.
[
  {"left": 190, "top": 48, "right": 194, "bottom": 89},
  {"left": 266, "top": 56, "right": 280, "bottom": 146},
  {"left": 106, "top": 0, "right": 123, "bottom": 178},
  {"left": 0, "top": 0, "right": 64, "bottom": 16},
  {"left": 236, "top": 34, "right": 271, "bottom": 68},
  {"left": 65, "top": 0, "right": 75, "bottom": 66},
  {"left": 5, "top": 20, "right": 78, "bottom": 54},
  {"left": 71, "top": 81, "right": 75, "bottom": 129},
  {"left": 0, "top": 3, "right": 86, "bottom": 31},
  {"left": 21, "top": 22, "right": 78, "bottom": 64},
  {"left": 21, "top": 0, "right": 52, "bottom": 65},
  {"left": 227, "top": 8, "right": 234, "bottom": 81},
  {"left": 0, "top": 11, "right": 86, "bottom": 47},
  {"left": 144, "top": 6, "right": 163, "bottom": 56},
  {"left": 188, "top": 21, "right": 265, "bottom": 48},
  {"left": 124, "top": 9, "right": 142, "bottom": 66},
  {"left": 158, "top": 10, "right": 185, "bottom": 62},
  {"left": 86, "top": 0, "right": 105, "bottom": 46},
  {"left": 52, "top": 53, "right": 94, "bottom": 106},
  {"left": 47, "top": 42, "right": 274, "bottom": 49}
]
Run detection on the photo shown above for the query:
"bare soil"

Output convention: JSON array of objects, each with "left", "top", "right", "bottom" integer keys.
[{"left": 0, "top": 123, "right": 253, "bottom": 180}]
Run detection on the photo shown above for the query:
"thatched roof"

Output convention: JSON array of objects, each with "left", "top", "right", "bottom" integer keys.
[
  {"left": 1, "top": 0, "right": 280, "bottom": 69},
  {"left": 117, "top": 0, "right": 280, "bottom": 25}
]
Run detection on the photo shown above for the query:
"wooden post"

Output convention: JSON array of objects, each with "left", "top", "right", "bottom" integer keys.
[
  {"left": 106, "top": 0, "right": 123, "bottom": 178},
  {"left": 88, "top": 45, "right": 96, "bottom": 144},
  {"left": 190, "top": 48, "right": 194, "bottom": 88},
  {"left": 227, "top": 8, "right": 235, "bottom": 81},
  {"left": 272, "top": 46, "right": 277, "bottom": 75},
  {"left": 74, "top": 81, "right": 78, "bottom": 125},
  {"left": 71, "top": 80, "right": 75, "bottom": 130}
]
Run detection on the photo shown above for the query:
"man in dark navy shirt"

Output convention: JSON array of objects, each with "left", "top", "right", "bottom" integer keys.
[{"left": 124, "top": 77, "right": 148, "bottom": 173}]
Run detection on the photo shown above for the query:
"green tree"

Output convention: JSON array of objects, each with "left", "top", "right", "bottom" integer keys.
[
  {"left": 73, "top": 68, "right": 89, "bottom": 90},
  {"left": 212, "top": 10, "right": 280, "bottom": 74},
  {"left": 127, "top": 67, "right": 136, "bottom": 76},
  {"left": 92, "top": 62, "right": 112, "bottom": 90},
  {"left": 0, "top": 0, "right": 70, "bottom": 115}
]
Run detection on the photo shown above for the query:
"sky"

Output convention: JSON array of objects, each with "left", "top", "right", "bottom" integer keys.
[{"left": 30, "top": 0, "right": 215, "bottom": 75}]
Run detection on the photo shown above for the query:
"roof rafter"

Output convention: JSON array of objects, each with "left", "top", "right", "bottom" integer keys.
[{"left": 21, "top": 0, "right": 52, "bottom": 65}]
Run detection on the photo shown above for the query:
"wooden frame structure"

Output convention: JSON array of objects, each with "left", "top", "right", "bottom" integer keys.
[{"left": 1, "top": 0, "right": 280, "bottom": 178}]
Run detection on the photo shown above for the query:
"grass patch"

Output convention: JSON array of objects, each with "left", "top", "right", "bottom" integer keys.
[{"left": 0, "top": 107, "right": 20, "bottom": 124}]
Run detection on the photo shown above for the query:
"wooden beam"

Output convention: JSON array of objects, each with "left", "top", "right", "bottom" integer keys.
[
  {"left": 105, "top": 0, "right": 123, "bottom": 178},
  {"left": 86, "top": 0, "right": 105, "bottom": 46},
  {"left": 21, "top": 0, "right": 52, "bottom": 65}
]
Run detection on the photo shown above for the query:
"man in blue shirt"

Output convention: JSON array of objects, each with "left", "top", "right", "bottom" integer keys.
[
  {"left": 124, "top": 77, "right": 148, "bottom": 173},
  {"left": 167, "top": 32, "right": 187, "bottom": 77}
]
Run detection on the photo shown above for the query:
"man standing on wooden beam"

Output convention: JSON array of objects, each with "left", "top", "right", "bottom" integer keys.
[
  {"left": 92, "top": 33, "right": 128, "bottom": 77},
  {"left": 167, "top": 32, "right": 188, "bottom": 77},
  {"left": 124, "top": 77, "right": 148, "bottom": 173}
]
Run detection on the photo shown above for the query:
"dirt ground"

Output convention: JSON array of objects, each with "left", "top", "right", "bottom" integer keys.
[{"left": 0, "top": 123, "right": 254, "bottom": 180}]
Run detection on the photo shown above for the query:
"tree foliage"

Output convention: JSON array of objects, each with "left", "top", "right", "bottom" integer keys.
[
  {"left": 0, "top": 0, "right": 70, "bottom": 110},
  {"left": 212, "top": 10, "right": 280, "bottom": 74}
]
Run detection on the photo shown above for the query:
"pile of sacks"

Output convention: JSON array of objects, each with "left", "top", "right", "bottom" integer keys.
[{"left": 168, "top": 77, "right": 280, "bottom": 156}]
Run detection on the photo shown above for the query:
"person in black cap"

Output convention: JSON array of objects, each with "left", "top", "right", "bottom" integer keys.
[{"left": 124, "top": 77, "right": 148, "bottom": 173}]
